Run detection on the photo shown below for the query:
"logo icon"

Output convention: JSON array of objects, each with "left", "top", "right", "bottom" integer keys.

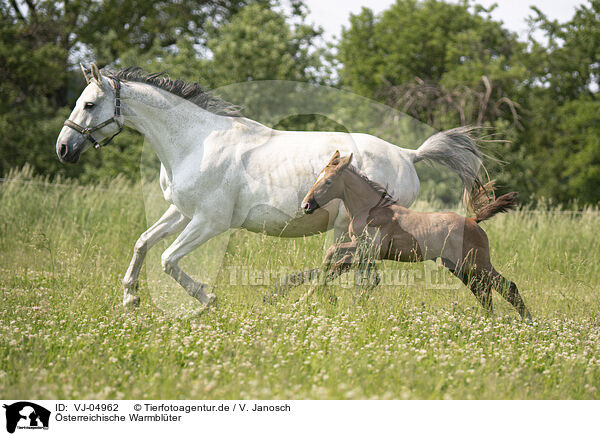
[{"left": 3, "top": 402, "right": 50, "bottom": 434}]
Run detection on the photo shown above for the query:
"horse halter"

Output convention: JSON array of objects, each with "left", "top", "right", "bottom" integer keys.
[{"left": 63, "top": 77, "right": 123, "bottom": 150}]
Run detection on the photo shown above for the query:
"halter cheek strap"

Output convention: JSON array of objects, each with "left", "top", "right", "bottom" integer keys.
[{"left": 64, "top": 78, "right": 123, "bottom": 150}]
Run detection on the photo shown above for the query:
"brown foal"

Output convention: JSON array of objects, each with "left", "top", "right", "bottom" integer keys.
[{"left": 297, "top": 151, "right": 532, "bottom": 320}]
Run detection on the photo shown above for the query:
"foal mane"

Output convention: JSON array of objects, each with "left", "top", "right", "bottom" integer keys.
[
  {"left": 345, "top": 164, "right": 398, "bottom": 207},
  {"left": 104, "top": 66, "right": 243, "bottom": 117}
]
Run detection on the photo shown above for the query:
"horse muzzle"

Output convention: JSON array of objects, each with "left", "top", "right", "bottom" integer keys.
[
  {"left": 302, "top": 199, "right": 319, "bottom": 214},
  {"left": 57, "top": 142, "right": 81, "bottom": 163}
]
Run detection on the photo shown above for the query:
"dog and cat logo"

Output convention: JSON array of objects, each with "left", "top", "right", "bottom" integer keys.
[{"left": 2, "top": 402, "right": 50, "bottom": 433}]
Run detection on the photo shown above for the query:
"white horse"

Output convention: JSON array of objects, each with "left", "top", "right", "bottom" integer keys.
[{"left": 56, "top": 64, "right": 483, "bottom": 309}]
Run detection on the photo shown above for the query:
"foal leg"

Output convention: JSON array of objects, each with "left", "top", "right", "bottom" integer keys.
[
  {"left": 267, "top": 226, "right": 354, "bottom": 299},
  {"left": 267, "top": 268, "right": 320, "bottom": 299},
  {"left": 490, "top": 268, "right": 532, "bottom": 321},
  {"left": 302, "top": 243, "right": 356, "bottom": 301},
  {"left": 352, "top": 239, "right": 381, "bottom": 301},
  {"left": 442, "top": 258, "right": 493, "bottom": 314},
  {"left": 160, "top": 216, "right": 228, "bottom": 306},
  {"left": 122, "top": 204, "right": 190, "bottom": 308}
]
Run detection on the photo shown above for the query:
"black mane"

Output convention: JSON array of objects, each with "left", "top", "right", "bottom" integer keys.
[{"left": 104, "top": 67, "right": 243, "bottom": 117}]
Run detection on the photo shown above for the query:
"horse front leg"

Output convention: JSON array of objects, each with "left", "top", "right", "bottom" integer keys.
[
  {"left": 160, "top": 216, "right": 228, "bottom": 307},
  {"left": 122, "top": 204, "right": 189, "bottom": 309}
]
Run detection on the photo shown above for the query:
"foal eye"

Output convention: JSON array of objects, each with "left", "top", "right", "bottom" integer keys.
[{"left": 84, "top": 102, "right": 95, "bottom": 109}]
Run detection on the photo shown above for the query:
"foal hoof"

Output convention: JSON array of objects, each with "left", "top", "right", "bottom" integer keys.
[
  {"left": 122, "top": 293, "right": 140, "bottom": 310},
  {"left": 265, "top": 284, "right": 288, "bottom": 302}
]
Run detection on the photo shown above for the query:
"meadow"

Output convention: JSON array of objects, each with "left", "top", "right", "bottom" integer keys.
[{"left": 1, "top": 168, "right": 599, "bottom": 399}]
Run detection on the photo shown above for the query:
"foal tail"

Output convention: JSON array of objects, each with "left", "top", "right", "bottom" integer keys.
[{"left": 475, "top": 192, "right": 519, "bottom": 223}]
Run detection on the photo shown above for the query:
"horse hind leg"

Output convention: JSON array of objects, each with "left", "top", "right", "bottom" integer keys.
[
  {"left": 442, "top": 258, "right": 493, "bottom": 314},
  {"left": 160, "top": 216, "right": 228, "bottom": 306},
  {"left": 490, "top": 268, "right": 532, "bottom": 321}
]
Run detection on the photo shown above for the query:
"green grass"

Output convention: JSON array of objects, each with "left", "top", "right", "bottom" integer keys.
[{"left": 1, "top": 169, "right": 599, "bottom": 399}]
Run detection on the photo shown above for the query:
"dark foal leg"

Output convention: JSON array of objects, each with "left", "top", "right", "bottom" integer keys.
[
  {"left": 267, "top": 268, "right": 321, "bottom": 299},
  {"left": 267, "top": 243, "right": 356, "bottom": 301},
  {"left": 314, "top": 250, "right": 356, "bottom": 303},
  {"left": 312, "top": 241, "right": 382, "bottom": 303},
  {"left": 490, "top": 268, "right": 532, "bottom": 321},
  {"left": 441, "top": 258, "right": 493, "bottom": 314}
]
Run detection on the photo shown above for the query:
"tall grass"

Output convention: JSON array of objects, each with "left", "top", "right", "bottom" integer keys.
[{"left": 1, "top": 169, "right": 599, "bottom": 399}]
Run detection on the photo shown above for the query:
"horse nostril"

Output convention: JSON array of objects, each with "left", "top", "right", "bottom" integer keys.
[
  {"left": 302, "top": 201, "right": 315, "bottom": 214},
  {"left": 59, "top": 143, "right": 68, "bottom": 159}
]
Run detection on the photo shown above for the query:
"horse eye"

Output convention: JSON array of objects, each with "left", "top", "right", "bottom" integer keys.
[
  {"left": 84, "top": 102, "right": 95, "bottom": 109},
  {"left": 324, "top": 180, "right": 332, "bottom": 186}
]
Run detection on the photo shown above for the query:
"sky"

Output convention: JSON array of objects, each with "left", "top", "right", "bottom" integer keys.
[{"left": 302, "top": 0, "right": 587, "bottom": 41}]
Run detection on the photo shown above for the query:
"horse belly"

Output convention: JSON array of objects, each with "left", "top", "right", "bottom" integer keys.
[
  {"left": 240, "top": 201, "right": 340, "bottom": 237},
  {"left": 382, "top": 228, "right": 423, "bottom": 262}
]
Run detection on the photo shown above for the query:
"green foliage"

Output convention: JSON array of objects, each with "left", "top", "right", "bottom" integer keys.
[
  {"left": 528, "top": 1, "right": 600, "bottom": 102},
  {"left": 208, "top": 3, "right": 324, "bottom": 85},
  {"left": 337, "top": 0, "right": 599, "bottom": 205},
  {"left": 338, "top": 1, "right": 521, "bottom": 95},
  {"left": 0, "top": 0, "right": 325, "bottom": 182},
  {"left": 515, "top": 1, "right": 600, "bottom": 204},
  {"left": 526, "top": 97, "right": 600, "bottom": 204}
]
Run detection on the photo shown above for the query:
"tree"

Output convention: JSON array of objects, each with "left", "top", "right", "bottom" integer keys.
[
  {"left": 207, "top": 2, "right": 324, "bottom": 86},
  {"left": 338, "top": 1, "right": 524, "bottom": 97},
  {"left": 517, "top": 1, "right": 600, "bottom": 204},
  {"left": 336, "top": 0, "right": 529, "bottom": 203},
  {"left": 0, "top": 0, "right": 272, "bottom": 179}
]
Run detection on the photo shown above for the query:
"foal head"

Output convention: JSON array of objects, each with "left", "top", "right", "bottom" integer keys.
[{"left": 302, "top": 151, "right": 353, "bottom": 214}]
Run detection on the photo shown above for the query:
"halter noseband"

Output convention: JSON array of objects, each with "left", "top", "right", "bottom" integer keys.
[{"left": 64, "top": 77, "right": 123, "bottom": 150}]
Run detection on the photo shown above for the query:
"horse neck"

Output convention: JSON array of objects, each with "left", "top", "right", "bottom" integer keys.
[
  {"left": 340, "top": 167, "right": 387, "bottom": 220},
  {"left": 120, "top": 82, "right": 232, "bottom": 172}
]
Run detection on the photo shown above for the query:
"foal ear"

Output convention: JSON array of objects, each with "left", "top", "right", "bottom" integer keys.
[
  {"left": 80, "top": 63, "right": 92, "bottom": 84},
  {"left": 327, "top": 150, "right": 341, "bottom": 166},
  {"left": 90, "top": 63, "right": 102, "bottom": 85},
  {"left": 339, "top": 153, "right": 353, "bottom": 169}
]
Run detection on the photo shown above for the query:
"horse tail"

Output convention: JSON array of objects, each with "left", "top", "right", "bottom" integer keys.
[
  {"left": 475, "top": 192, "right": 518, "bottom": 223},
  {"left": 412, "top": 126, "right": 485, "bottom": 201}
]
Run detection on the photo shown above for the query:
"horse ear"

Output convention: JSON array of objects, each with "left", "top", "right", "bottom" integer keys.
[
  {"left": 339, "top": 153, "right": 353, "bottom": 169},
  {"left": 80, "top": 63, "right": 92, "bottom": 84},
  {"left": 90, "top": 63, "right": 102, "bottom": 85},
  {"left": 327, "top": 150, "right": 341, "bottom": 166}
]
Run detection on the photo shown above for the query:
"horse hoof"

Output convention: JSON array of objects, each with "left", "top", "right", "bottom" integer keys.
[
  {"left": 122, "top": 294, "right": 140, "bottom": 310},
  {"left": 192, "top": 294, "right": 217, "bottom": 317}
]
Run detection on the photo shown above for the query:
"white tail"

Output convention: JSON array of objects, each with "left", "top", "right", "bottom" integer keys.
[{"left": 412, "top": 126, "right": 485, "bottom": 192}]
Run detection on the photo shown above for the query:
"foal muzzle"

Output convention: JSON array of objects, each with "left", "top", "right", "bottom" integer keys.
[{"left": 302, "top": 199, "right": 319, "bottom": 214}]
